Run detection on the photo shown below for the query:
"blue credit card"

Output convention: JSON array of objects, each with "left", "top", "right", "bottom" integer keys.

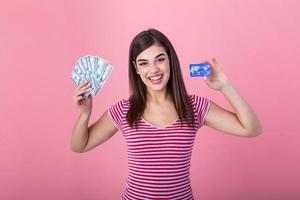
[{"left": 189, "top": 63, "right": 211, "bottom": 77}]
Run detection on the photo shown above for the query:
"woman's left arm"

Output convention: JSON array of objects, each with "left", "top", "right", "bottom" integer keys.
[{"left": 203, "top": 58, "right": 262, "bottom": 137}]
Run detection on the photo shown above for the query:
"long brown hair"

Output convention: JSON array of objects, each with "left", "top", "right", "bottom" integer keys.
[{"left": 127, "top": 28, "right": 196, "bottom": 129}]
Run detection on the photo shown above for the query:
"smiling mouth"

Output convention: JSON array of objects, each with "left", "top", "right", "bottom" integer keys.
[
  {"left": 148, "top": 74, "right": 163, "bottom": 81},
  {"left": 148, "top": 74, "right": 164, "bottom": 84}
]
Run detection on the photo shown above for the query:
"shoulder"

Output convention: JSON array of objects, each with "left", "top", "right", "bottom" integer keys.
[
  {"left": 188, "top": 94, "right": 211, "bottom": 114},
  {"left": 109, "top": 98, "right": 131, "bottom": 112},
  {"left": 188, "top": 94, "right": 209, "bottom": 104},
  {"left": 120, "top": 98, "right": 130, "bottom": 108},
  {"left": 108, "top": 98, "right": 130, "bottom": 126},
  {"left": 188, "top": 94, "right": 211, "bottom": 128},
  {"left": 188, "top": 94, "right": 196, "bottom": 102}
]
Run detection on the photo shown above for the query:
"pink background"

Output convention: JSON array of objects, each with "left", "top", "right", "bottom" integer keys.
[{"left": 1, "top": 0, "right": 299, "bottom": 199}]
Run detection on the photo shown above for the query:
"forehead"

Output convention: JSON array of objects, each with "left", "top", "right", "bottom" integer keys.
[{"left": 136, "top": 44, "right": 167, "bottom": 60}]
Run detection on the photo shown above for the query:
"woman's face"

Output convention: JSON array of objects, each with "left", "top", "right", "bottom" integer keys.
[{"left": 134, "top": 43, "right": 170, "bottom": 93}]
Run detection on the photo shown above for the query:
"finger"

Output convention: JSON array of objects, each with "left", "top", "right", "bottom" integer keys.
[
  {"left": 210, "top": 58, "right": 222, "bottom": 74},
  {"left": 76, "top": 81, "right": 89, "bottom": 90},
  {"left": 79, "top": 84, "right": 90, "bottom": 92},
  {"left": 74, "top": 89, "right": 90, "bottom": 101},
  {"left": 76, "top": 95, "right": 83, "bottom": 102},
  {"left": 77, "top": 88, "right": 90, "bottom": 96},
  {"left": 212, "top": 57, "right": 221, "bottom": 70},
  {"left": 77, "top": 94, "right": 90, "bottom": 103},
  {"left": 203, "top": 60, "right": 217, "bottom": 74},
  {"left": 75, "top": 83, "right": 90, "bottom": 94},
  {"left": 73, "top": 95, "right": 83, "bottom": 105}
]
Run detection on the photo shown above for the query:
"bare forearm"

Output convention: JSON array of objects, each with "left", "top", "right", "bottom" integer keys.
[
  {"left": 71, "top": 112, "right": 91, "bottom": 152},
  {"left": 220, "top": 84, "right": 262, "bottom": 136}
]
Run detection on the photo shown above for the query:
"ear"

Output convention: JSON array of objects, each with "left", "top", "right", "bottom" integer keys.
[{"left": 133, "top": 61, "right": 139, "bottom": 74}]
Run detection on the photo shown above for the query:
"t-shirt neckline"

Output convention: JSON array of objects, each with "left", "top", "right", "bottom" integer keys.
[{"left": 141, "top": 117, "right": 179, "bottom": 129}]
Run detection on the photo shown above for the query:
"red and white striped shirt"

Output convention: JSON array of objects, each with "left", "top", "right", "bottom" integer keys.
[{"left": 108, "top": 94, "right": 210, "bottom": 200}]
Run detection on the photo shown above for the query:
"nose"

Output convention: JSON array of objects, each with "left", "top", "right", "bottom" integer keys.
[{"left": 149, "top": 63, "right": 160, "bottom": 73}]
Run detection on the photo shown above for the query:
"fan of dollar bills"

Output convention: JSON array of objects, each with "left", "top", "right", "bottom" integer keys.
[{"left": 71, "top": 55, "right": 113, "bottom": 97}]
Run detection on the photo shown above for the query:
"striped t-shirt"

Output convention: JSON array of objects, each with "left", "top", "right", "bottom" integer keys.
[{"left": 108, "top": 94, "right": 210, "bottom": 200}]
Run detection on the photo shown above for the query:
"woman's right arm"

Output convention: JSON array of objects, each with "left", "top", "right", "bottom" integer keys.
[
  {"left": 71, "top": 111, "right": 118, "bottom": 153},
  {"left": 70, "top": 81, "right": 118, "bottom": 153},
  {"left": 70, "top": 112, "right": 90, "bottom": 152}
]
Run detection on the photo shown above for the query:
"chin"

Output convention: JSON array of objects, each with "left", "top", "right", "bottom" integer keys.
[{"left": 147, "top": 83, "right": 168, "bottom": 92}]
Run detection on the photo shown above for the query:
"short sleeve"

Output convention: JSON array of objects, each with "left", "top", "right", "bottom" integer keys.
[
  {"left": 192, "top": 94, "right": 211, "bottom": 129},
  {"left": 107, "top": 99, "right": 125, "bottom": 130}
]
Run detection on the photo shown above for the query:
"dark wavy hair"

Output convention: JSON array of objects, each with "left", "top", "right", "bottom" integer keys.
[{"left": 126, "top": 28, "right": 196, "bottom": 129}]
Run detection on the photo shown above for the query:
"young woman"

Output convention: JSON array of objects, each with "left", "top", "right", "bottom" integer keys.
[{"left": 71, "top": 28, "right": 262, "bottom": 200}]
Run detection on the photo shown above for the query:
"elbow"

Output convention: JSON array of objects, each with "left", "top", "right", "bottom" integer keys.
[
  {"left": 246, "top": 131, "right": 262, "bottom": 138},
  {"left": 71, "top": 148, "right": 83, "bottom": 153},
  {"left": 71, "top": 146, "right": 81, "bottom": 153},
  {"left": 245, "top": 124, "right": 263, "bottom": 138},
  {"left": 241, "top": 117, "right": 263, "bottom": 138},
  {"left": 70, "top": 144, "right": 86, "bottom": 153},
  {"left": 71, "top": 147, "right": 86, "bottom": 153}
]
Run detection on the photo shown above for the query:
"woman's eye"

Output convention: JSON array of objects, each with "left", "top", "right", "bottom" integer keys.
[
  {"left": 157, "top": 58, "right": 165, "bottom": 63},
  {"left": 139, "top": 62, "right": 147, "bottom": 66}
]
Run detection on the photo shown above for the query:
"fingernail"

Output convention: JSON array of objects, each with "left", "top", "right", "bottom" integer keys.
[{"left": 204, "top": 77, "right": 207, "bottom": 80}]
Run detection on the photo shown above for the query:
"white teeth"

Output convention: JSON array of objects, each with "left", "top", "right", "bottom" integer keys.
[{"left": 149, "top": 75, "right": 162, "bottom": 80}]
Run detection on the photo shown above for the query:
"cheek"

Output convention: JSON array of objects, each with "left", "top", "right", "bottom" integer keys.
[
  {"left": 138, "top": 68, "right": 147, "bottom": 76},
  {"left": 163, "top": 63, "right": 170, "bottom": 74},
  {"left": 138, "top": 70, "right": 148, "bottom": 81},
  {"left": 165, "top": 65, "right": 171, "bottom": 81}
]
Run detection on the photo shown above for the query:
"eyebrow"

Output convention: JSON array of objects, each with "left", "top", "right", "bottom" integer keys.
[{"left": 137, "top": 53, "right": 166, "bottom": 62}]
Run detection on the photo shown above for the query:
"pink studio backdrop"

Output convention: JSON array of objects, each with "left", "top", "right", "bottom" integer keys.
[{"left": 1, "top": 0, "right": 299, "bottom": 199}]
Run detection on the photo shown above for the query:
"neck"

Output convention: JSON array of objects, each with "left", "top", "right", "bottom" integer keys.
[{"left": 146, "top": 88, "right": 171, "bottom": 104}]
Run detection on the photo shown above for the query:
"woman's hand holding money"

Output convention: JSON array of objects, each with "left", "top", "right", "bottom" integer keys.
[{"left": 73, "top": 81, "right": 92, "bottom": 115}]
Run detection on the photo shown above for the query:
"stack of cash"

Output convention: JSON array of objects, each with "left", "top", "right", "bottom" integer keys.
[{"left": 71, "top": 55, "right": 113, "bottom": 97}]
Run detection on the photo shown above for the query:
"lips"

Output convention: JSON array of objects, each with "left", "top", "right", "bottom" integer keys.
[
  {"left": 148, "top": 74, "right": 163, "bottom": 84},
  {"left": 148, "top": 74, "right": 163, "bottom": 80}
]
